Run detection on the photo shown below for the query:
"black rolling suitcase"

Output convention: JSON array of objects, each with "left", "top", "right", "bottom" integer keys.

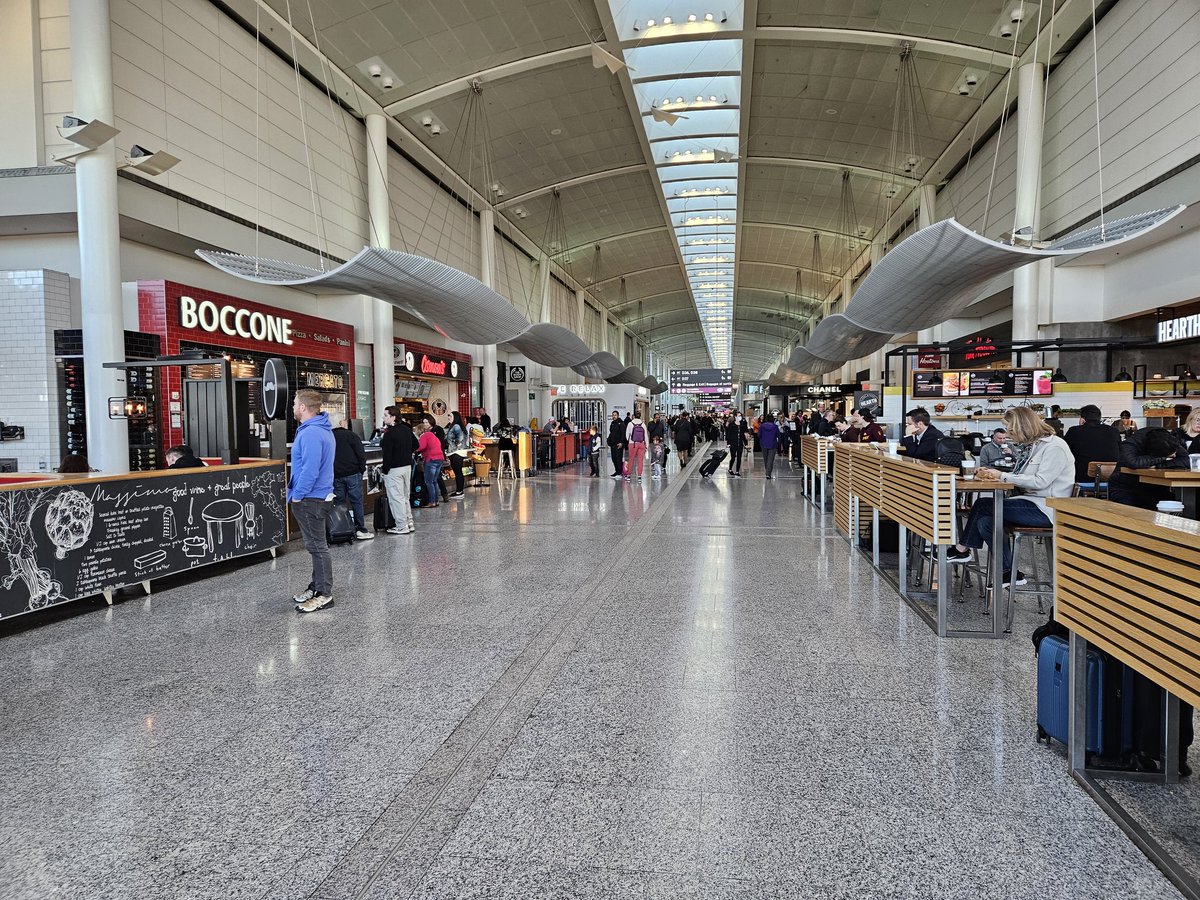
[
  {"left": 699, "top": 449, "right": 728, "bottom": 477},
  {"left": 373, "top": 493, "right": 395, "bottom": 531},
  {"left": 325, "top": 502, "right": 357, "bottom": 544},
  {"left": 410, "top": 463, "right": 428, "bottom": 508}
]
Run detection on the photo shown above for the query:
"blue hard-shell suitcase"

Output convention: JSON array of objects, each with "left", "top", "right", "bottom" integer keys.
[{"left": 1036, "top": 634, "right": 1103, "bottom": 753}]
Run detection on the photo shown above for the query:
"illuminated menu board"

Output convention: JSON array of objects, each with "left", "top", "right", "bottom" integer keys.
[{"left": 912, "top": 369, "right": 1053, "bottom": 398}]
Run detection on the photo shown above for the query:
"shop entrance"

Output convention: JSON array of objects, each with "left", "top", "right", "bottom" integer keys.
[{"left": 553, "top": 398, "right": 606, "bottom": 434}]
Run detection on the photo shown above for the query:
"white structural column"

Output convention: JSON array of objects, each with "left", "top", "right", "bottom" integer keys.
[
  {"left": 71, "top": 0, "right": 128, "bottom": 473},
  {"left": 1012, "top": 62, "right": 1046, "bottom": 348},
  {"left": 534, "top": 253, "right": 553, "bottom": 423},
  {"left": 574, "top": 289, "right": 587, "bottom": 384},
  {"left": 915, "top": 184, "right": 940, "bottom": 349},
  {"left": 478, "top": 209, "right": 499, "bottom": 418},
  {"left": 366, "top": 114, "right": 394, "bottom": 426}
]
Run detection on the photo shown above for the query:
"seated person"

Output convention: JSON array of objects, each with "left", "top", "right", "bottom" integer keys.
[
  {"left": 833, "top": 417, "right": 857, "bottom": 443},
  {"left": 899, "top": 407, "right": 944, "bottom": 461},
  {"left": 977, "top": 428, "right": 1016, "bottom": 469},
  {"left": 853, "top": 409, "right": 886, "bottom": 443},
  {"left": 1064, "top": 404, "right": 1122, "bottom": 483},
  {"left": 1112, "top": 410, "right": 1136, "bottom": 438},
  {"left": 1174, "top": 408, "right": 1200, "bottom": 456},
  {"left": 1108, "top": 427, "right": 1188, "bottom": 509},
  {"left": 945, "top": 407, "right": 1076, "bottom": 584},
  {"left": 165, "top": 445, "right": 206, "bottom": 469}
]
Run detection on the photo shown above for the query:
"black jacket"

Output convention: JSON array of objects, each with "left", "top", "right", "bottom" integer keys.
[
  {"left": 1174, "top": 427, "right": 1200, "bottom": 456},
  {"left": 607, "top": 419, "right": 625, "bottom": 449},
  {"left": 673, "top": 419, "right": 695, "bottom": 448},
  {"left": 380, "top": 422, "right": 416, "bottom": 473},
  {"left": 168, "top": 452, "right": 206, "bottom": 469},
  {"left": 332, "top": 427, "right": 367, "bottom": 478},
  {"left": 901, "top": 424, "right": 945, "bottom": 462},
  {"left": 649, "top": 419, "right": 666, "bottom": 442},
  {"left": 814, "top": 418, "right": 837, "bottom": 437},
  {"left": 724, "top": 420, "right": 745, "bottom": 448},
  {"left": 1064, "top": 421, "right": 1122, "bottom": 482}
]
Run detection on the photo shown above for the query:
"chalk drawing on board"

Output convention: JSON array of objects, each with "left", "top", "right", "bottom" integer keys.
[
  {"left": 202, "top": 499, "right": 245, "bottom": 551},
  {"left": 44, "top": 489, "right": 95, "bottom": 559},
  {"left": 0, "top": 492, "right": 63, "bottom": 611}
]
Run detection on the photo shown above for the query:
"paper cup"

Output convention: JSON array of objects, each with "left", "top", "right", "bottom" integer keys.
[
  {"left": 887, "top": 440, "right": 899, "bottom": 456},
  {"left": 961, "top": 460, "right": 976, "bottom": 480}
]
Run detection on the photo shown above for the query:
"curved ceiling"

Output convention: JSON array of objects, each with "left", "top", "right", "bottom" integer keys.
[{"left": 258, "top": 0, "right": 1082, "bottom": 378}]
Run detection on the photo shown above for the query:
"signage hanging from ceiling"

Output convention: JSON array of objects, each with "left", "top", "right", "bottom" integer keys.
[
  {"left": 916, "top": 348, "right": 942, "bottom": 369},
  {"left": 669, "top": 368, "right": 733, "bottom": 394},
  {"left": 1157, "top": 313, "right": 1200, "bottom": 343},
  {"left": 398, "top": 349, "right": 461, "bottom": 380}
]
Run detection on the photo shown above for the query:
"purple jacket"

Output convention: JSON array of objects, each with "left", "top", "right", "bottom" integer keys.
[{"left": 758, "top": 421, "right": 780, "bottom": 450}]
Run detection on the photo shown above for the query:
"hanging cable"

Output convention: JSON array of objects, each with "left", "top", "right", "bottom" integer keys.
[
  {"left": 281, "top": 0, "right": 329, "bottom": 269},
  {"left": 983, "top": 0, "right": 1027, "bottom": 238},
  {"left": 253, "top": 1, "right": 262, "bottom": 272},
  {"left": 1088, "top": 0, "right": 1107, "bottom": 237}
]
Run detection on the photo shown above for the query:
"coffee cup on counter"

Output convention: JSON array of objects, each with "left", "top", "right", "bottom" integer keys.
[
  {"left": 1156, "top": 500, "right": 1185, "bottom": 516},
  {"left": 887, "top": 440, "right": 899, "bottom": 456},
  {"left": 961, "top": 460, "right": 976, "bottom": 481}
]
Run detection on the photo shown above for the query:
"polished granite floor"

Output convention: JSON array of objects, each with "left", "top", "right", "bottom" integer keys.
[{"left": 0, "top": 448, "right": 1191, "bottom": 899}]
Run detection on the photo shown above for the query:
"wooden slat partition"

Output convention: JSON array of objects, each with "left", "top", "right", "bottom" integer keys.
[
  {"left": 880, "top": 456, "right": 958, "bottom": 545},
  {"left": 849, "top": 445, "right": 886, "bottom": 512},
  {"left": 800, "top": 436, "right": 834, "bottom": 474},
  {"left": 832, "top": 443, "right": 856, "bottom": 537},
  {"left": 1049, "top": 498, "right": 1200, "bottom": 710}
]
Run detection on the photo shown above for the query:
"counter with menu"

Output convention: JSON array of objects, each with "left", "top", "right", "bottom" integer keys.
[
  {"left": 0, "top": 461, "right": 286, "bottom": 621},
  {"left": 913, "top": 368, "right": 1055, "bottom": 399}
]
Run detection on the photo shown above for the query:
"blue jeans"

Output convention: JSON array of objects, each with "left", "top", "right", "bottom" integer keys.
[
  {"left": 959, "top": 497, "right": 1050, "bottom": 571},
  {"left": 423, "top": 460, "right": 444, "bottom": 502},
  {"left": 333, "top": 473, "right": 365, "bottom": 530}
]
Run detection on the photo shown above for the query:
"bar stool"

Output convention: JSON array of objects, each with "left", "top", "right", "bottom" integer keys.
[
  {"left": 1004, "top": 523, "right": 1054, "bottom": 630},
  {"left": 497, "top": 449, "right": 517, "bottom": 481}
]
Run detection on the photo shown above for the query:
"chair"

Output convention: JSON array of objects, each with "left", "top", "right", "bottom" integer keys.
[
  {"left": 1002, "top": 486, "right": 1080, "bottom": 630},
  {"left": 1075, "top": 461, "right": 1116, "bottom": 499},
  {"left": 497, "top": 449, "right": 517, "bottom": 481}
]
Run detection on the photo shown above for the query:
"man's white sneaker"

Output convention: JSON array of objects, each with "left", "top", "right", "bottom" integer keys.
[
  {"left": 386, "top": 527, "right": 405, "bottom": 535},
  {"left": 291, "top": 587, "right": 316, "bottom": 605},
  {"left": 355, "top": 530, "right": 374, "bottom": 541},
  {"left": 296, "top": 594, "right": 334, "bottom": 613}
]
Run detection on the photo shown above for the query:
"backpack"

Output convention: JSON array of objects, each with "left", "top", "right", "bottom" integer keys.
[
  {"left": 935, "top": 437, "right": 966, "bottom": 469},
  {"left": 631, "top": 423, "right": 645, "bottom": 443}
]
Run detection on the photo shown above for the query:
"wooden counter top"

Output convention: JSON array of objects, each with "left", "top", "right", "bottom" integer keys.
[
  {"left": 0, "top": 459, "right": 283, "bottom": 493},
  {"left": 1048, "top": 496, "right": 1200, "bottom": 541}
]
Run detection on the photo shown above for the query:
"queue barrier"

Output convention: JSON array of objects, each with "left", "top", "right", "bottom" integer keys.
[
  {"left": 800, "top": 435, "right": 835, "bottom": 509},
  {"left": 1048, "top": 497, "right": 1200, "bottom": 900}
]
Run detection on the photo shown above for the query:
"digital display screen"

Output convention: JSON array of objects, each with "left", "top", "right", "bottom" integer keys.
[
  {"left": 669, "top": 368, "right": 733, "bottom": 394},
  {"left": 912, "top": 369, "right": 1054, "bottom": 398}
]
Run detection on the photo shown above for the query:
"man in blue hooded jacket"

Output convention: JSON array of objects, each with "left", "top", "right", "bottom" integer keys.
[{"left": 289, "top": 389, "right": 336, "bottom": 612}]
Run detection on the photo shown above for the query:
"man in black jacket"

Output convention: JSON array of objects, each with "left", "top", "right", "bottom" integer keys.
[
  {"left": 380, "top": 407, "right": 417, "bottom": 534},
  {"left": 1109, "top": 426, "right": 1188, "bottom": 509},
  {"left": 607, "top": 410, "right": 626, "bottom": 478},
  {"left": 165, "top": 445, "right": 206, "bottom": 469},
  {"left": 332, "top": 420, "right": 372, "bottom": 540},
  {"left": 900, "top": 407, "right": 944, "bottom": 462},
  {"left": 1064, "top": 404, "right": 1122, "bottom": 483}
]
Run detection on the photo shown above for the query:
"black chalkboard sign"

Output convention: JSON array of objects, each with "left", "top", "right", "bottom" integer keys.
[{"left": 0, "top": 462, "right": 286, "bottom": 620}]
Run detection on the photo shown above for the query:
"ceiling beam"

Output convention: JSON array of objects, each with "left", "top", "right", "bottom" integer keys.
[
  {"left": 495, "top": 164, "right": 650, "bottom": 208},
  {"left": 561, "top": 224, "right": 670, "bottom": 257},
  {"left": 590, "top": 263, "right": 685, "bottom": 288},
  {"left": 382, "top": 45, "right": 593, "bottom": 116},
  {"left": 742, "top": 221, "right": 872, "bottom": 244},
  {"left": 746, "top": 156, "right": 919, "bottom": 186},
  {"left": 621, "top": 27, "right": 1006, "bottom": 68}
]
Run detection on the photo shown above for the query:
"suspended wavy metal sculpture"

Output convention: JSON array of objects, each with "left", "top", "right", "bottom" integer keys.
[
  {"left": 770, "top": 206, "right": 1185, "bottom": 384},
  {"left": 841, "top": 208, "right": 1184, "bottom": 335},
  {"left": 198, "top": 247, "right": 667, "bottom": 394}
]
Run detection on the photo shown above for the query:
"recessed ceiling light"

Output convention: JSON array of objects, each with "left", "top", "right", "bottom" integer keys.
[{"left": 825, "top": 108, "right": 838, "bottom": 115}]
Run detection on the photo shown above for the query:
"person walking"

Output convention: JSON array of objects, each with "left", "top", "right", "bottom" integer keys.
[
  {"left": 759, "top": 412, "right": 780, "bottom": 479},
  {"left": 288, "top": 389, "right": 336, "bottom": 613},
  {"left": 445, "top": 411, "right": 470, "bottom": 498},
  {"left": 380, "top": 406, "right": 416, "bottom": 535},
  {"left": 331, "top": 419, "right": 373, "bottom": 540},
  {"left": 626, "top": 413, "right": 649, "bottom": 483},
  {"left": 417, "top": 419, "right": 446, "bottom": 507},
  {"left": 725, "top": 413, "right": 747, "bottom": 477},
  {"left": 673, "top": 412, "right": 695, "bottom": 465},
  {"left": 607, "top": 410, "right": 626, "bottom": 478}
]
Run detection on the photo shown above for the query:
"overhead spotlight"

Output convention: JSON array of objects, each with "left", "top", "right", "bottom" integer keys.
[
  {"left": 1000, "top": 22, "right": 1014, "bottom": 38},
  {"left": 57, "top": 115, "right": 120, "bottom": 150},
  {"left": 662, "top": 15, "right": 672, "bottom": 24},
  {"left": 381, "top": 76, "right": 394, "bottom": 90},
  {"left": 421, "top": 115, "right": 433, "bottom": 127},
  {"left": 367, "top": 63, "right": 382, "bottom": 78},
  {"left": 704, "top": 12, "right": 714, "bottom": 21},
  {"left": 720, "top": 10, "right": 727, "bottom": 22},
  {"left": 646, "top": 18, "right": 656, "bottom": 26},
  {"left": 688, "top": 14, "right": 697, "bottom": 22},
  {"left": 1010, "top": 7, "right": 1025, "bottom": 23},
  {"left": 964, "top": 71, "right": 979, "bottom": 86},
  {"left": 120, "top": 144, "right": 181, "bottom": 176},
  {"left": 429, "top": 124, "right": 441, "bottom": 136},
  {"left": 957, "top": 83, "right": 971, "bottom": 96}
]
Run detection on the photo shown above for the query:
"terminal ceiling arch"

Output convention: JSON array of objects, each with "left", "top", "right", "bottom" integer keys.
[{"left": 251, "top": 0, "right": 1084, "bottom": 379}]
